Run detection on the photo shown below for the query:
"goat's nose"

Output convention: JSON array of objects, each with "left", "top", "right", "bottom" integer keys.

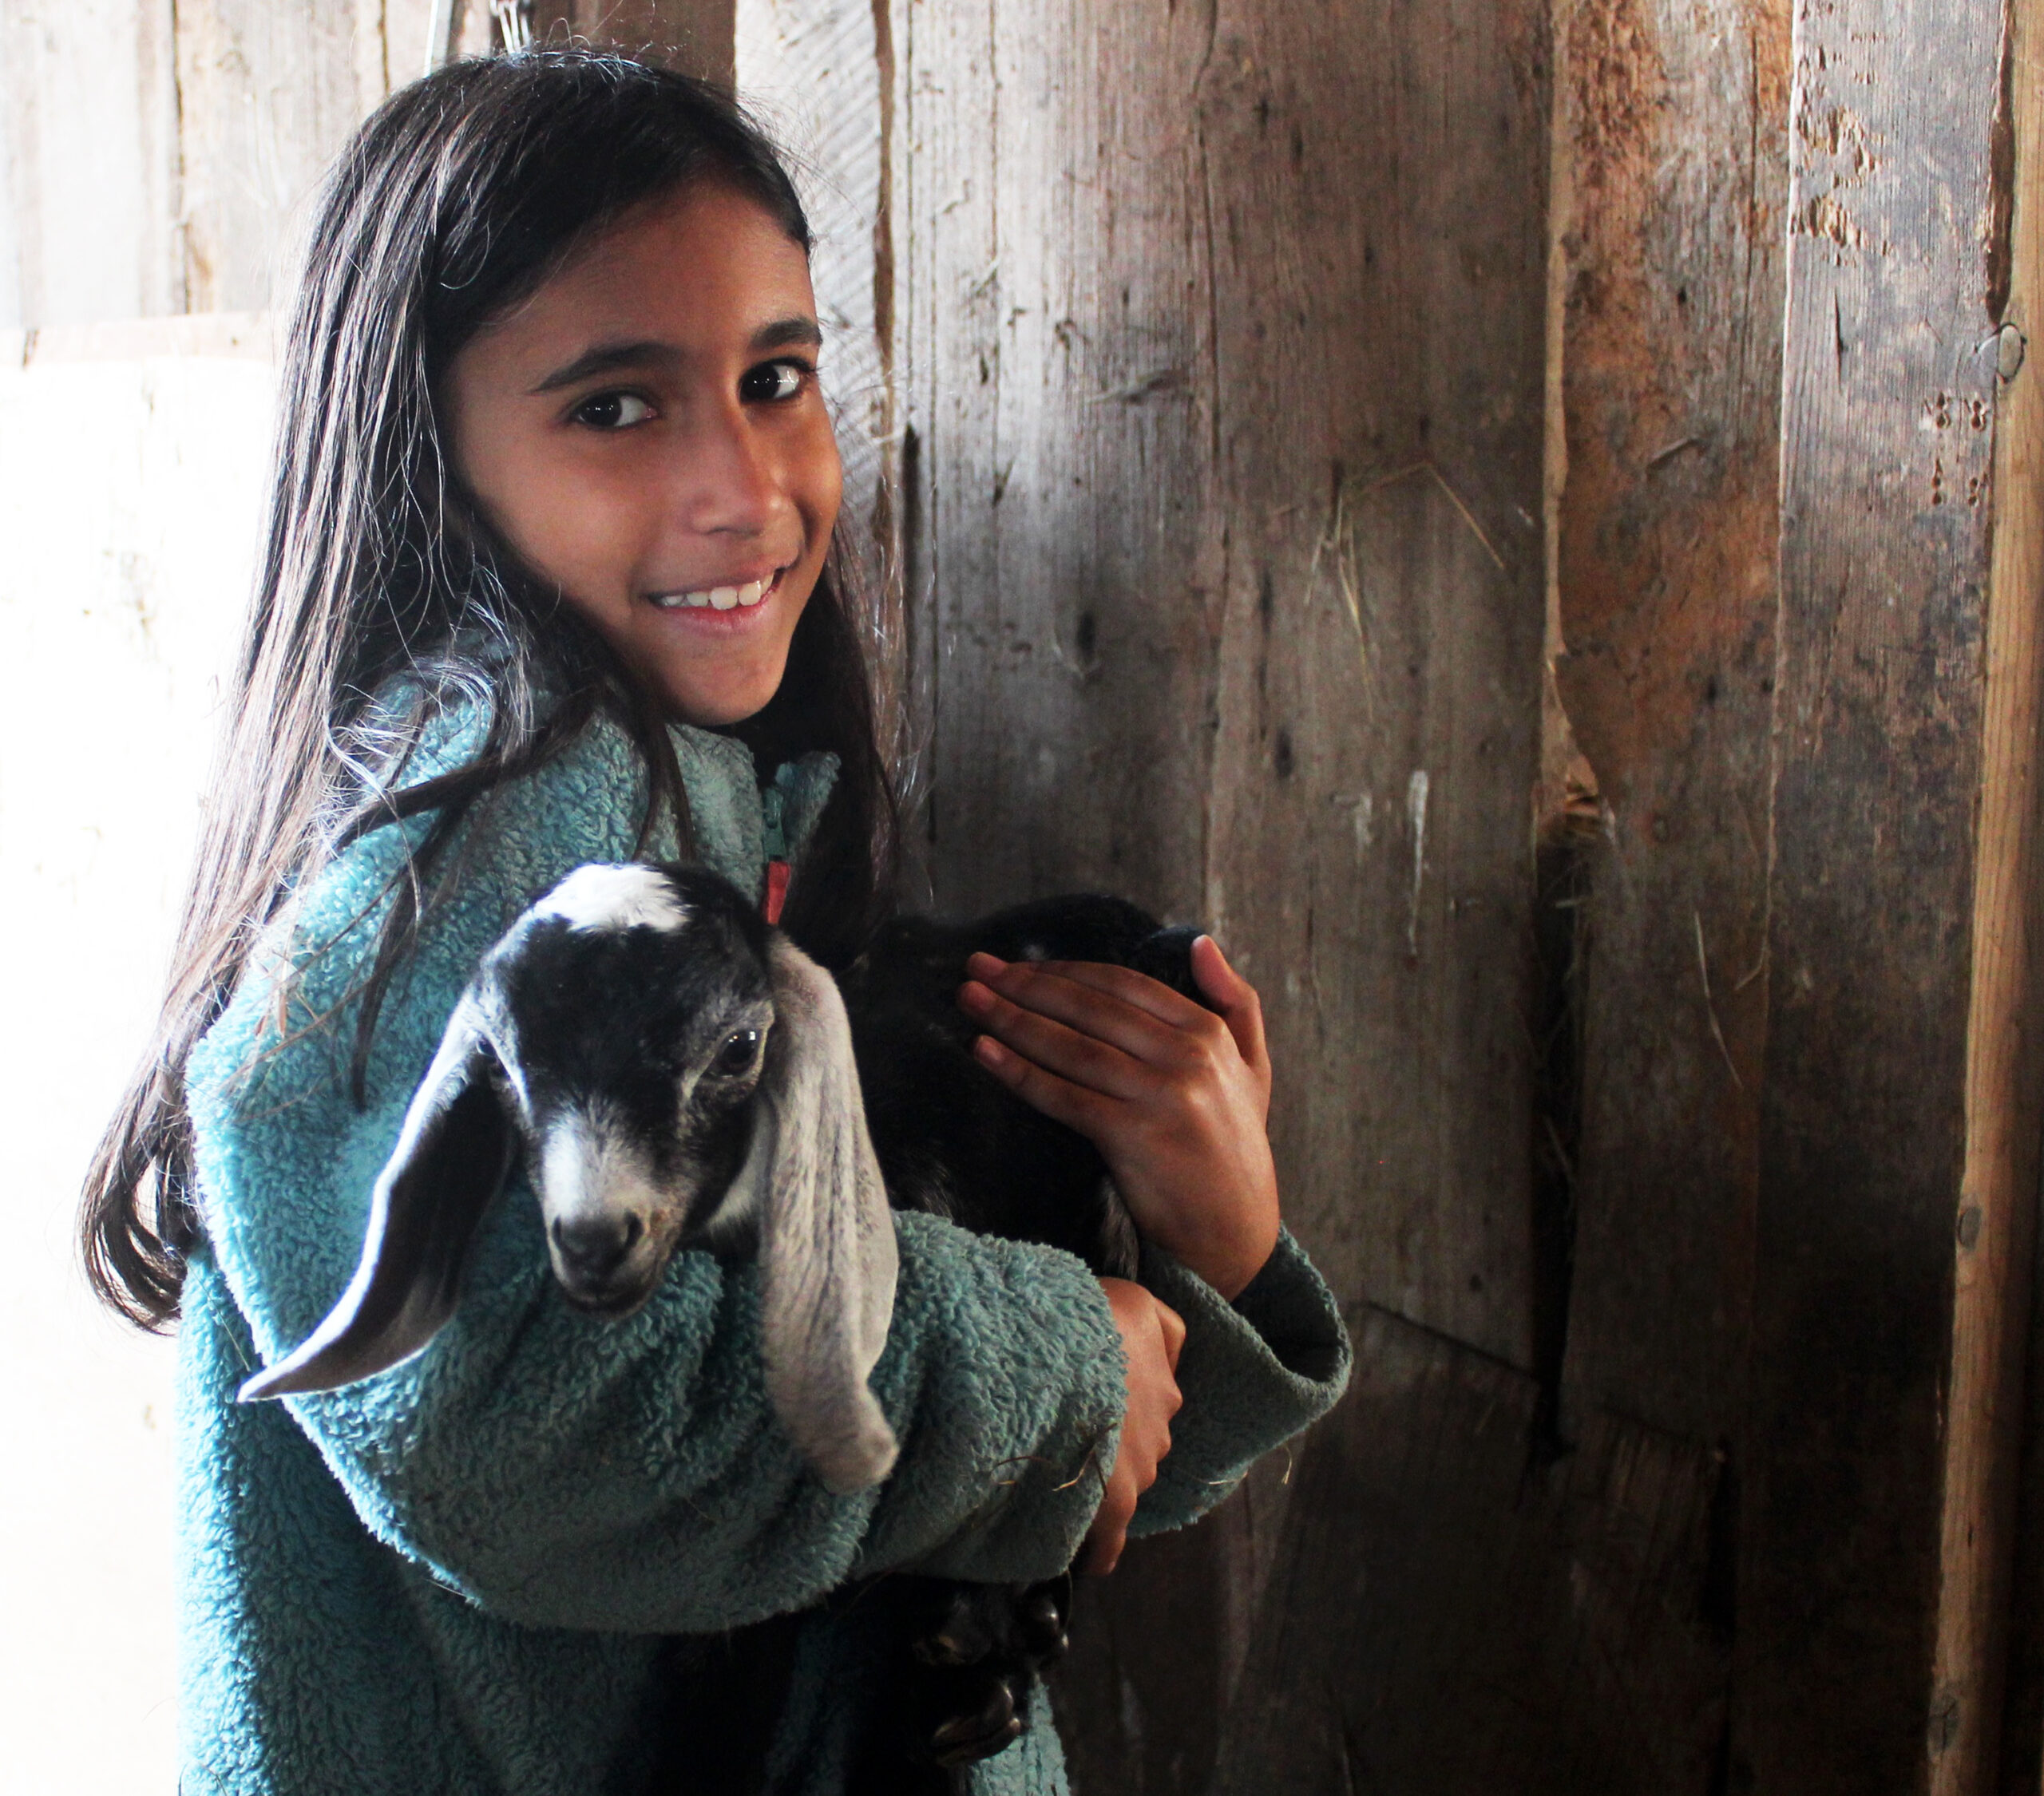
[{"left": 551, "top": 1212, "right": 644, "bottom": 1280}]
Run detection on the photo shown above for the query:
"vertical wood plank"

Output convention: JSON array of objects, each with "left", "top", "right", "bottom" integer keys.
[
  {"left": 1735, "top": 1, "right": 2011, "bottom": 1787},
  {"left": 906, "top": 0, "right": 1226, "bottom": 925},
  {"left": 565, "top": 0, "right": 735, "bottom": 81},
  {"left": 1935, "top": 6, "right": 2044, "bottom": 1790},
  {"left": 1549, "top": 0, "right": 1789, "bottom": 1457},
  {"left": 890, "top": 0, "right": 1551, "bottom": 1786},
  {"left": 0, "top": 0, "right": 182, "bottom": 327},
  {"left": 1191, "top": 0, "right": 1551, "bottom": 1367},
  {"left": 175, "top": 1, "right": 362, "bottom": 312}
]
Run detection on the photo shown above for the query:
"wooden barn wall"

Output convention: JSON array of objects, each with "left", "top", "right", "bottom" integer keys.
[
  {"left": 10, "top": 1, "right": 2044, "bottom": 1790},
  {"left": 864, "top": 1, "right": 2038, "bottom": 1792},
  {"left": 883, "top": 0, "right": 1562, "bottom": 1786},
  {"left": 0, "top": 0, "right": 731, "bottom": 330},
  {"left": 1741, "top": 0, "right": 2018, "bottom": 1788}
]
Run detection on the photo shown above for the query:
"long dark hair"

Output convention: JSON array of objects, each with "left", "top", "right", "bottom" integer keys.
[{"left": 81, "top": 50, "right": 898, "bottom": 1330}]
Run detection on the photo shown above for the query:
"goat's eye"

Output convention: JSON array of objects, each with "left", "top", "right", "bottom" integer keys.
[{"left": 711, "top": 1029, "right": 762, "bottom": 1076}]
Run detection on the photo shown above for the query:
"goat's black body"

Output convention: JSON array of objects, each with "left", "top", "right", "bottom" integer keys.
[
  {"left": 665, "top": 890, "right": 1205, "bottom": 1796},
  {"left": 843, "top": 896, "right": 1204, "bottom": 1277}
]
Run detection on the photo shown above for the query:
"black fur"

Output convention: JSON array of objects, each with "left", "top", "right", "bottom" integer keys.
[{"left": 648, "top": 879, "right": 1206, "bottom": 1795}]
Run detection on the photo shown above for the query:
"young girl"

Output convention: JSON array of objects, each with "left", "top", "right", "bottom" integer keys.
[{"left": 81, "top": 49, "right": 1348, "bottom": 1796}]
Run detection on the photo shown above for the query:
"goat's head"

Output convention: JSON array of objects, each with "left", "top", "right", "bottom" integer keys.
[
  {"left": 240, "top": 863, "right": 901, "bottom": 1493},
  {"left": 489, "top": 864, "right": 778, "bottom": 1309}
]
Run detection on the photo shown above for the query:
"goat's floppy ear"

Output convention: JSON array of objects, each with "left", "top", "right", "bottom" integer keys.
[
  {"left": 240, "top": 995, "right": 515, "bottom": 1402},
  {"left": 752, "top": 935, "right": 901, "bottom": 1493}
]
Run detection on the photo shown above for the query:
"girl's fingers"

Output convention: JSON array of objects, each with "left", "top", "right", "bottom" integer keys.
[
  {"left": 967, "top": 952, "right": 1214, "bottom": 1032},
  {"left": 1190, "top": 936, "right": 1270, "bottom": 1075},
  {"left": 959, "top": 979, "right": 1160, "bottom": 1096},
  {"left": 1155, "top": 1298, "right": 1188, "bottom": 1372},
  {"left": 972, "top": 1033, "right": 1114, "bottom": 1131},
  {"left": 963, "top": 956, "right": 1234, "bottom": 1078}
]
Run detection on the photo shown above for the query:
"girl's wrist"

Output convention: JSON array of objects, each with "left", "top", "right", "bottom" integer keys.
[{"left": 1166, "top": 1220, "right": 1280, "bottom": 1303}]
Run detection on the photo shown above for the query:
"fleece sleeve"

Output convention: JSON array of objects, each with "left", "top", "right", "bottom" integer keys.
[
  {"left": 1127, "top": 1229, "right": 1351, "bottom": 1536},
  {"left": 186, "top": 716, "right": 1127, "bottom": 1634}
]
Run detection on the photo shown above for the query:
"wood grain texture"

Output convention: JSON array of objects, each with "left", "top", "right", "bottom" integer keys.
[
  {"left": 0, "top": 0, "right": 183, "bottom": 327},
  {"left": 175, "top": 0, "right": 362, "bottom": 312},
  {"left": 1734, "top": 0, "right": 2010, "bottom": 1787},
  {"left": 564, "top": 0, "right": 735, "bottom": 80},
  {"left": 1939, "top": 8, "right": 2044, "bottom": 1793},
  {"left": 896, "top": 0, "right": 1549, "bottom": 1376},
  {"left": 1549, "top": 0, "right": 1789, "bottom": 1462},
  {"left": 1210, "top": 1308, "right": 1726, "bottom": 1796}
]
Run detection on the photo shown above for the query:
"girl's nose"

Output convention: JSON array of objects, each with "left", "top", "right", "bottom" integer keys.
[{"left": 676, "top": 401, "right": 783, "bottom": 537}]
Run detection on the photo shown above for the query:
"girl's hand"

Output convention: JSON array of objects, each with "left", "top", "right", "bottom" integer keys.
[
  {"left": 1085, "top": 1277, "right": 1186, "bottom": 1575},
  {"left": 958, "top": 936, "right": 1281, "bottom": 1300}
]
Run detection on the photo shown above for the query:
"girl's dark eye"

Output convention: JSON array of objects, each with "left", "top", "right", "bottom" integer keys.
[
  {"left": 711, "top": 1029, "right": 762, "bottom": 1076},
  {"left": 572, "top": 390, "right": 655, "bottom": 430},
  {"left": 739, "top": 359, "right": 810, "bottom": 404}
]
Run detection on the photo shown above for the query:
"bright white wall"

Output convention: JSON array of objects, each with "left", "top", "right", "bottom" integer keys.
[{"left": 0, "top": 317, "right": 275, "bottom": 1794}]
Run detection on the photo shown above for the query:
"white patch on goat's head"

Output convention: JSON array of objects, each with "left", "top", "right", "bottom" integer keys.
[{"left": 534, "top": 864, "right": 691, "bottom": 935}]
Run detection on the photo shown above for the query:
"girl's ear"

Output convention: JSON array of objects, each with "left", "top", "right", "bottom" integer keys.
[
  {"left": 752, "top": 935, "right": 901, "bottom": 1493},
  {"left": 240, "top": 995, "right": 516, "bottom": 1401}
]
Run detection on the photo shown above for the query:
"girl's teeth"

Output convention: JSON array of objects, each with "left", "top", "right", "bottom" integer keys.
[{"left": 652, "top": 577, "right": 771, "bottom": 611}]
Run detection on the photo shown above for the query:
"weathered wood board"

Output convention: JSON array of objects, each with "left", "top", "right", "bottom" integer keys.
[
  {"left": 1205, "top": 1307, "right": 1726, "bottom": 1796},
  {"left": 893, "top": 0, "right": 1551, "bottom": 1385},
  {"left": 174, "top": 0, "right": 366, "bottom": 313},
  {"left": 1998, "top": 11, "right": 2044, "bottom": 1737},
  {"left": 0, "top": 0, "right": 183, "bottom": 326},
  {"left": 1549, "top": 0, "right": 1789, "bottom": 1462},
  {"left": 1734, "top": 0, "right": 2014, "bottom": 1789},
  {"left": 884, "top": 0, "right": 1555, "bottom": 1784}
]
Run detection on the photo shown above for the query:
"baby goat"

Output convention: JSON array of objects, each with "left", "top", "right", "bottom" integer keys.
[{"left": 244, "top": 861, "right": 1204, "bottom": 1792}]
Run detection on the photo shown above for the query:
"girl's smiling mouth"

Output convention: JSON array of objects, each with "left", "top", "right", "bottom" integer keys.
[{"left": 646, "top": 565, "right": 786, "bottom": 614}]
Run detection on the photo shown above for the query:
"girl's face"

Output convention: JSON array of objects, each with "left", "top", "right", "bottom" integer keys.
[{"left": 446, "top": 184, "right": 842, "bottom": 726}]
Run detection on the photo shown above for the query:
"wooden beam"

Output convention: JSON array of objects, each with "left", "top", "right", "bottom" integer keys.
[
  {"left": 1734, "top": 0, "right": 2014, "bottom": 1786},
  {"left": 1936, "top": 6, "right": 2044, "bottom": 1791}
]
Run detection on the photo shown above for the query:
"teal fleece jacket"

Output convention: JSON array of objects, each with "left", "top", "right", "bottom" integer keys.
[{"left": 176, "top": 699, "right": 1351, "bottom": 1794}]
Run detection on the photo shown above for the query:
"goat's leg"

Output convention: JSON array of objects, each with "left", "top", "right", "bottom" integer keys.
[{"left": 898, "top": 1574, "right": 1076, "bottom": 1774}]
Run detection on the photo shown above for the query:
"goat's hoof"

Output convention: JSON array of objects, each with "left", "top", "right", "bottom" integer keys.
[
  {"left": 1015, "top": 1576, "right": 1072, "bottom": 1663},
  {"left": 913, "top": 1589, "right": 997, "bottom": 1667},
  {"left": 930, "top": 1676, "right": 1024, "bottom": 1767}
]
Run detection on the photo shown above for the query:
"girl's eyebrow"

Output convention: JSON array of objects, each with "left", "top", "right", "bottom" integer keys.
[
  {"left": 530, "top": 339, "right": 679, "bottom": 394},
  {"left": 749, "top": 316, "right": 825, "bottom": 353},
  {"left": 529, "top": 318, "right": 823, "bottom": 395}
]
